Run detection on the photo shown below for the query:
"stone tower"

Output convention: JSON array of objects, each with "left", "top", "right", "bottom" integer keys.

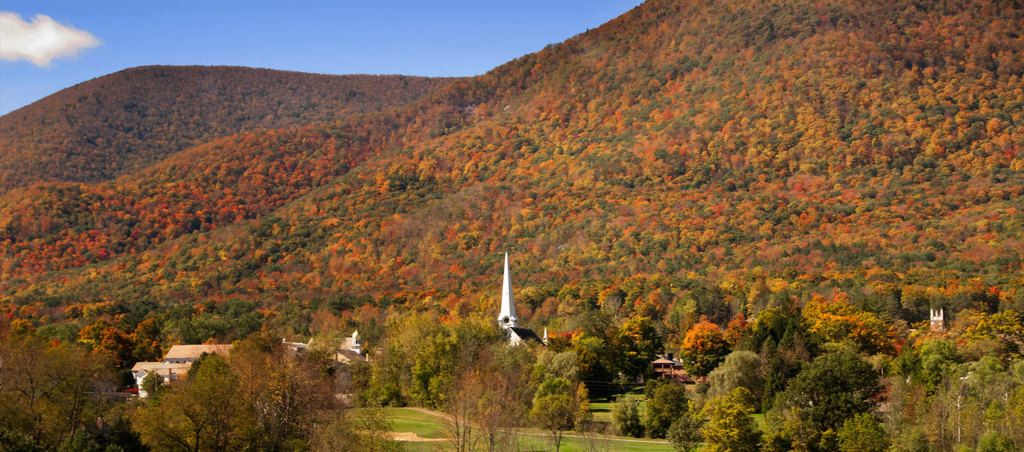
[{"left": 930, "top": 307, "right": 945, "bottom": 332}]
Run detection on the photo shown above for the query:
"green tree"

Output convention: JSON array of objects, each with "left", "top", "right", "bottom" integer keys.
[
  {"left": 707, "top": 350, "right": 765, "bottom": 403},
  {"left": 133, "top": 354, "right": 244, "bottom": 451},
  {"left": 531, "top": 395, "right": 574, "bottom": 451},
  {"left": 836, "top": 413, "right": 887, "bottom": 452},
  {"left": 533, "top": 350, "right": 580, "bottom": 381},
  {"left": 611, "top": 398, "right": 643, "bottom": 438},
  {"left": 141, "top": 371, "right": 164, "bottom": 399},
  {"left": 644, "top": 382, "right": 690, "bottom": 438},
  {"left": 666, "top": 407, "right": 704, "bottom": 451},
  {"left": 770, "top": 348, "right": 881, "bottom": 445},
  {"left": 573, "top": 334, "right": 614, "bottom": 382},
  {"left": 916, "top": 339, "right": 960, "bottom": 393},
  {"left": 530, "top": 377, "right": 579, "bottom": 451},
  {"left": 700, "top": 387, "right": 761, "bottom": 452},
  {"left": 612, "top": 315, "right": 663, "bottom": 379},
  {"left": 0, "top": 335, "right": 114, "bottom": 450},
  {"left": 977, "top": 430, "right": 1015, "bottom": 452},
  {"left": 410, "top": 329, "right": 459, "bottom": 408}
]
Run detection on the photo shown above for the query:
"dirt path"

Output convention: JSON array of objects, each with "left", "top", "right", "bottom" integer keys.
[{"left": 389, "top": 431, "right": 448, "bottom": 442}]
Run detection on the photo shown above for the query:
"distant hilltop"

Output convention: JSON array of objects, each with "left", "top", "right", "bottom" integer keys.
[{"left": 0, "top": 65, "right": 458, "bottom": 191}]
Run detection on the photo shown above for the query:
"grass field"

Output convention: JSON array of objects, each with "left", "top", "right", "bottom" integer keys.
[
  {"left": 376, "top": 407, "right": 447, "bottom": 439},
  {"left": 361, "top": 407, "right": 675, "bottom": 451},
  {"left": 402, "top": 436, "right": 675, "bottom": 452},
  {"left": 588, "top": 385, "right": 647, "bottom": 423},
  {"left": 588, "top": 396, "right": 648, "bottom": 423},
  {"left": 516, "top": 434, "right": 675, "bottom": 452}
]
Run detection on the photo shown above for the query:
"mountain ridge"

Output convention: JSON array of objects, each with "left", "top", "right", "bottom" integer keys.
[
  {"left": 2, "top": 0, "right": 1022, "bottom": 324},
  {"left": 0, "top": 65, "right": 457, "bottom": 191}
]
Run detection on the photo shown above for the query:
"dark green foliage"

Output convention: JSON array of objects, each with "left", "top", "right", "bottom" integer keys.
[
  {"left": 644, "top": 382, "right": 690, "bottom": 438},
  {"left": 769, "top": 348, "right": 881, "bottom": 441},
  {"left": 612, "top": 315, "right": 663, "bottom": 379},
  {"left": 976, "top": 431, "right": 1016, "bottom": 452}
]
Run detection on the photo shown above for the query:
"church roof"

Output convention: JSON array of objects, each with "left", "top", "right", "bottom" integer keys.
[
  {"left": 334, "top": 349, "right": 367, "bottom": 364},
  {"left": 509, "top": 326, "right": 543, "bottom": 343}
]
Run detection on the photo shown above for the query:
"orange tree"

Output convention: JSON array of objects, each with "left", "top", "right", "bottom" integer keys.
[{"left": 681, "top": 317, "right": 731, "bottom": 377}]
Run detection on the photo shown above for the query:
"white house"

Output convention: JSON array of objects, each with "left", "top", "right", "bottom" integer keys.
[
  {"left": 282, "top": 331, "right": 365, "bottom": 363},
  {"left": 131, "top": 362, "right": 191, "bottom": 398},
  {"left": 131, "top": 343, "right": 232, "bottom": 398}
]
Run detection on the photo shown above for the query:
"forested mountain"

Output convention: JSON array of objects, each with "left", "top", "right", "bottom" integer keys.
[
  {"left": 0, "top": 66, "right": 454, "bottom": 190},
  {"left": 2, "top": 0, "right": 1022, "bottom": 336},
  {"left": 3, "top": 0, "right": 1024, "bottom": 450}
]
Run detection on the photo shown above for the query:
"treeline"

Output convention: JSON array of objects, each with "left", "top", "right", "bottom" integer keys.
[
  {"left": 347, "top": 294, "right": 1024, "bottom": 451},
  {"left": 3, "top": 272, "right": 1023, "bottom": 450}
]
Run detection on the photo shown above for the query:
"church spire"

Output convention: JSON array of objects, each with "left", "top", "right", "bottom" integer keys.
[{"left": 498, "top": 252, "right": 517, "bottom": 329}]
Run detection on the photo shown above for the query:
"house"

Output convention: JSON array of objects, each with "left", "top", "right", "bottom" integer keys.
[
  {"left": 131, "top": 362, "right": 191, "bottom": 398},
  {"left": 652, "top": 354, "right": 690, "bottom": 383},
  {"left": 282, "top": 331, "right": 366, "bottom": 363},
  {"left": 282, "top": 339, "right": 310, "bottom": 353},
  {"left": 162, "top": 344, "right": 233, "bottom": 363},
  {"left": 131, "top": 343, "right": 232, "bottom": 398},
  {"left": 341, "top": 330, "right": 362, "bottom": 355},
  {"left": 334, "top": 348, "right": 367, "bottom": 364}
]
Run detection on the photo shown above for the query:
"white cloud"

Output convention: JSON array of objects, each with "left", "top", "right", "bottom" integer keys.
[{"left": 0, "top": 12, "right": 100, "bottom": 67}]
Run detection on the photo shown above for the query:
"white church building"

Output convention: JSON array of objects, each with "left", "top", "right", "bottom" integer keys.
[{"left": 498, "top": 252, "right": 542, "bottom": 345}]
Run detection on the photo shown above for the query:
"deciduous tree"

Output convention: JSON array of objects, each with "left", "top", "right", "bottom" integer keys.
[
  {"left": 681, "top": 317, "right": 730, "bottom": 377},
  {"left": 700, "top": 387, "right": 761, "bottom": 452}
]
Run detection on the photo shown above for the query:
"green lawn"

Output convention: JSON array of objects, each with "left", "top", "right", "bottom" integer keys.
[
  {"left": 752, "top": 413, "right": 767, "bottom": 433},
  {"left": 365, "top": 407, "right": 675, "bottom": 451},
  {"left": 517, "top": 434, "right": 675, "bottom": 451},
  {"left": 368, "top": 407, "right": 447, "bottom": 439},
  {"left": 588, "top": 385, "right": 647, "bottom": 423},
  {"left": 588, "top": 396, "right": 648, "bottom": 423},
  {"left": 401, "top": 434, "right": 675, "bottom": 452}
]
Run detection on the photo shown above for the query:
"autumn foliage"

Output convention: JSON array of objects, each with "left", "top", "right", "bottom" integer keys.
[{"left": 681, "top": 317, "right": 730, "bottom": 377}]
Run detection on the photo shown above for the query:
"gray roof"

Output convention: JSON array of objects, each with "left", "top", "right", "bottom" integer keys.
[{"left": 509, "top": 326, "right": 543, "bottom": 343}]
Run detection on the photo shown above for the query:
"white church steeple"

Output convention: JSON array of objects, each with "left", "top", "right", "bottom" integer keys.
[{"left": 498, "top": 252, "right": 518, "bottom": 329}]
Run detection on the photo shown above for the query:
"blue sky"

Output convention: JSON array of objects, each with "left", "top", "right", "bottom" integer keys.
[{"left": 0, "top": 1, "right": 643, "bottom": 115}]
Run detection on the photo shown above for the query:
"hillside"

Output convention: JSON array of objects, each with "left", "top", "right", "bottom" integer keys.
[
  {"left": 0, "top": 66, "right": 454, "bottom": 190},
  {"left": 2, "top": 0, "right": 1023, "bottom": 330}
]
